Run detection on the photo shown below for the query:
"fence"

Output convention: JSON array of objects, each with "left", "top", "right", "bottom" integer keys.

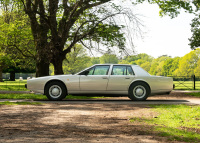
[
  {"left": 0, "top": 73, "right": 35, "bottom": 91},
  {"left": 3, "top": 73, "right": 35, "bottom": 80},
  {"left": 172, "top": 75, "right": 200, "bottom": 90}
]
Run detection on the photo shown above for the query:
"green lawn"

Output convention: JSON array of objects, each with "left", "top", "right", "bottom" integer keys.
[
  {"left": 0, "top": 101, "right": 42, "bottom": 105},
  {"left": 130, "top": 104, "right": 200, "bottom": 142},
  {"left": 186, "top": 92, "right": 200, "bottom": 97},
  {"left": 0, "top": 93, "right": 105, "bottom": 100},
  {"left": 0, "top": 80, "right": 27, "bottom": 91}
]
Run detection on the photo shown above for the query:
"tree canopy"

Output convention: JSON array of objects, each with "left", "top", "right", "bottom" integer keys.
[{"left": 0, "top": 0, "right": 141, "bottom": 77}]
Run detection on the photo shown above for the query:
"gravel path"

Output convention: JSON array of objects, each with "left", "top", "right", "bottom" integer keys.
[{"left": 0, "top": 91, "right": 199, "bottom": 143}]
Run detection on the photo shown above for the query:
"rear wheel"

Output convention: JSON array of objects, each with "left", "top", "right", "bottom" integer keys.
[
  {"left": 128, "top": 82, "right": 150, "bottom": 101},
  {"left": 45, "top": 81, "right": 67, "bottom": 101}
]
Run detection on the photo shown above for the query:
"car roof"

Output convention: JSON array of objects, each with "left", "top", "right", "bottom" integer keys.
[{"left": 94, "top": 64, "right": 139, "bottom": 67}]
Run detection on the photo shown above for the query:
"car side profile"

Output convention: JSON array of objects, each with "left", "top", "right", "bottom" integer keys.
[{"left": 26, "top": 64, "right": 173, "bottom": 101}]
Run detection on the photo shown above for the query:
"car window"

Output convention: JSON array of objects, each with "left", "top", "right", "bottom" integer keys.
[
  {"left": 112, "top": 66, "right": 126, "bottom": 75},
  {"left": 93, "top": 66, "right": 110, "bottom": 75},
  {"left": 127, "top": 66, "right": 134, "bottom": 75},
  {"left": 112, "top": 66, "right": 134, "bottom": 75},
  {"left": 88, "top": 67, "right": 95, "bottom": 75}
]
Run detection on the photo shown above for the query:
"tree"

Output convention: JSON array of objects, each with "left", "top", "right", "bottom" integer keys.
[
  {"left": 89, "top": 57, "right": 100, "bottom": 65},
  {"left": 162, "top": 57, "right": 180, "bottom": 76},
  {"left": 0, "top": 54, "right": 11, "bottom": 81},
  {"left": 0, "top": 3, "right": 36, "bottom": 80},
  {"left": 9, "top": 0, "right": 140, "bottom": 77},
  {"left": 140, "top": 61, "right": 151, "bottom": 72},
  {"left": 194, "top": 59, "right": 200, "bottom": 76},
  {"left": 63, "top": 45, "right": 90, "bottom": 74},
  {"left": 189, "top": 14, "right": 200, "bottom": 49},
  {"left": 100, "top": 53, "right": 118, "bottom": 64},
  {"left": 0, "top": 2, "right": 35, "bottom": 81},
  {"left": 174, "top": 49, "right": 200, "bottom": 76},
  {"left": 122, "top": 53, "right": 153, "bottom": 65},
  {"left": 149, "top": 55, "right": 170, "bottom": 76}
]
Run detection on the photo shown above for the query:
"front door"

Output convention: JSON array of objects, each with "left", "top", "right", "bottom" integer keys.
[{"left": 80, "top": 65, "right": 110, "bottom": 91}]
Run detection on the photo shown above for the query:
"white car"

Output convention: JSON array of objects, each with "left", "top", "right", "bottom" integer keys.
[{"left": 26, "top": 64, "right": 173, "bottom": 101}]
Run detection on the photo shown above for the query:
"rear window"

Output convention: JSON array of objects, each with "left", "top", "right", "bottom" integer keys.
[{"left": 112, "top": 65, "right": 135, "bottom": 75}]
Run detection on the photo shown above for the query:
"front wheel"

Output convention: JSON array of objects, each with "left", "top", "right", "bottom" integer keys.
[
  {"left": 45, "top": 81, "right": 67, "bottom": 101},
  {"left": 128, "top": 82, "right": 150, "bottom": 101}
]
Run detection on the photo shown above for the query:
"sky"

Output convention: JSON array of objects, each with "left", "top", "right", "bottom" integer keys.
[{"left": 130, "top": 2, "right": 195, "bottom": 58}]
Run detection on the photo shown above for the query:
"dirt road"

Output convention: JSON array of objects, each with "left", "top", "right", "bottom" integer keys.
[{"left": 0, "top": 92, "right": 199, "bottom": 143}]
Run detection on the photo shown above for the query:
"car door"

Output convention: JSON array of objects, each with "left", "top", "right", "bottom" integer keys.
[
  {"left": 107, "top": 65, "right": 135, "bottom": 91},
  {"left": 80, "top": 65, "right": 110, "bottom": 91}
]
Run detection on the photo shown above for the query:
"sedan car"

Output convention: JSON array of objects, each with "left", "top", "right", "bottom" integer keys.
[{"left": 26, "top": 64, "right": 173, "bottom": 101}]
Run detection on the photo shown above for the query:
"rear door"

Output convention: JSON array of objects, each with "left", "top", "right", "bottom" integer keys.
[{"left": 107, "top": 65, "right": 135, "bottom": 91}]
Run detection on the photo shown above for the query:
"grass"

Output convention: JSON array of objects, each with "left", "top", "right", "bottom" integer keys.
[
  {"left": 173, "top": 81, "right": 200, "bottom": 90},
  {"left": 0, "top": 101, "right": 42, "bottom": 105},
  {"left": 130, "top": 104, "right": 200, "bottom": 142},
  {"left": 0, "top": 80, "right": 27, "bottom": 91},
  {"left": 186, "top": 92, "right": 200, "bottom": 97},
  {"left": 0, "top": 94, "right": 47, "bottom": 100},
  {"left": 0, "top": 93, "right": 105, "bottom": 100}
]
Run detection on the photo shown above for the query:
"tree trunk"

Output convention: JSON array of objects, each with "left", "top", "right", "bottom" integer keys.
[
  {"left": 0, "top": 66, "right": 3, "bottom": 82},
  {"left": 36, "top": 59, "right": 50, "bottom": 77},
  {"left": 34, "top": 32, "right": 50, "bottom": 77},
  {"left": 10, "top": 71, "right": 15, "bottom": 81},
  {"left": 52, "top": 55, "right": 65, "bottom": 75}
]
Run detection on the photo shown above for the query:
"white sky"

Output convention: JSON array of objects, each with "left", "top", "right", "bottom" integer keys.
[
  {"left": 89, "top": 2, "right": 195, "bottom": 58},
  {"left": 131, "top": 2, "right": 195, "bottom": 58}
]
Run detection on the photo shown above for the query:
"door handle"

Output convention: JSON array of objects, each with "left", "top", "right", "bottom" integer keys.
[
  {"left": 102, "top": 77, "right": 108, "bottom": 79},
  {"left": 125, "top": 77, "right": 130, "bottom": 79}
]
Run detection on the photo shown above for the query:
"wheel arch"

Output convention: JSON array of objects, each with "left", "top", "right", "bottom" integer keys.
[
  {"left": 44, "top": 79, "right": 68, "bottom": 95},
  {"left": 128, "top": 80, "right": 151, "bottom": 94}
]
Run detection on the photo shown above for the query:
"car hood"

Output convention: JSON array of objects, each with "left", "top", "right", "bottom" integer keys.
[{"left": 29, "top": 74, "right": 73, "bottom": 80}]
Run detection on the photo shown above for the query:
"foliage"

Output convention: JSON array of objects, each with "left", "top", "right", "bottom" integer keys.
[
  {"left": 134, "top": 0, "right": 194, "bottom": 18},
  {"left": 194, "top": 60, "right": 200, "bottom": 76},
  {"left": 0, "top": 3, "right": 36, "bottom": 76},
  {"left": 149, "top": 55, "right": 171, "bottom": 75},
  {"left": 1, "top": 0, "right": 140, "bottom": 77},
  {"left": 89, "top": 57, "right": 100, "bottom": 65},
  {"left": 63, "top": 44, "right": 91, "bottom": 74},
  {"left": 162, "top": 57, "right": 180, "bottom": 76},
  {"left": 174, "top": 49, "right": 200, "bottom": 76},
  {"left": 100, "top": 53, "right": 118, "bottom": 64}
]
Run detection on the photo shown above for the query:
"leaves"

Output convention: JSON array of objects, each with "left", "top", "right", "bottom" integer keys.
[{"left": 0, "top": 5, "right": 35, "bottom": 72}]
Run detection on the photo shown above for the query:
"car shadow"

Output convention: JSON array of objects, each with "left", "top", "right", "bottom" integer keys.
[{"left": 34, "top": 99, "right": 190, "bottom": 104}]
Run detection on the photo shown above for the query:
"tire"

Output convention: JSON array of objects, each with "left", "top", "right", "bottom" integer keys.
[
  {"left": 128, "top": 82, "right": 150, "bottom": 101},
  {"left": 45, "top": 81, "right": 67, "bottom": 101}
]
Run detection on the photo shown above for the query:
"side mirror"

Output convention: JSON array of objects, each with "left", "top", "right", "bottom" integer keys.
[{"left": 85, "top": 70, "right": 89, "bottom": 76}]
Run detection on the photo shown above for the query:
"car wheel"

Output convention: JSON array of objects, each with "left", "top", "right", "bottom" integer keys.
[
  {"left": 128, "top": 82, "right": 150, "bottom": 101},
  {"left": 45, "top": 81, "right": 67, "bottom": 101}
]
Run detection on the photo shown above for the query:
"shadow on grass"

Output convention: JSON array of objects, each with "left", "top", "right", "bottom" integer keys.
[{"left": 130, "top": 117, "right": 200, "bottom": 142}]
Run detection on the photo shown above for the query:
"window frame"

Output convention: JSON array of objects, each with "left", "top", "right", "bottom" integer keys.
[
  {"left": 111, "top": 65, "right": 135, "bottom": 76},
  {"left": 79, "top": 65, "right": 110, "bottom": 75}
]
